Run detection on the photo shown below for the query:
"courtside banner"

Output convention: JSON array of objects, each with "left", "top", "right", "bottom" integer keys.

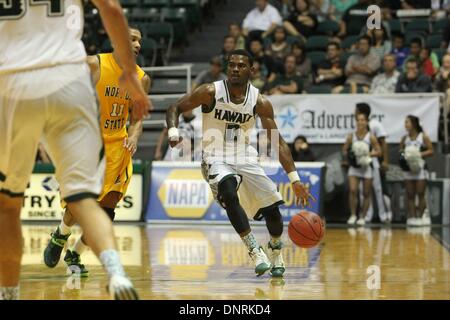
[
  {"left": 146, "top": 161, "right": 325, "bottom": 222},
  {"left": 268, "top": 93, "right": 441, "bottom": 143},
  {"left": 20, "top": 173, "right": 142, "bottom": 221}
]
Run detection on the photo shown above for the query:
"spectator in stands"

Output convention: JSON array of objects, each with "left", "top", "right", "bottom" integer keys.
[
  {"left": 370, "top": 54, "right": 400, "bottom": 94},
  {"left": 250, "top": 38, "right": 277, "bottom": 82},
  {"left": 191, "top": 56, "right": 227, "bottom": 91},
  {"left": 337, "top": 0, "right": 371, "bottom": 38},
  {"left": 341, "top": 35, "right": 381, "bottom": 93},
  {"left": 242, "top": 0, "right": 282, "bottom": 44},
  {"left": 315, "top": 41, "right": 345, "bottom": 88},
  {"left": 266, "top": 55, "right": 304, "bottom": 94},
  {"left": 220, "top": 35, "right": 237, "bottom": 72},
  {"left": 229, "top": 23, "right": 246, "bottom": 50},
  {"left": 403, "top": 38, "right": 440, "bottom": 73},
  {"left": 391, "top": 33, "right": 410, "bottom": 67},
  {"left": 329, "top": 0, "right": 357, "bottom": 22},
  {"left": 368, "top": 25, "right": 392, "bottom": 63},
  {"left": 310, "top": 0, "right": 331, "bottom": 22},
  {"left": 291, "top": 135, "right": 315, "bottom": 161},
  {"left": 434, "top": 53, "right": 450, "bottom": 92},
  {"left": 291, "top": 41, "right": 312, "bottom": 88},
  {"left": 420, "top": 47, "right": 439, "bottom": 79},
  {"left": 250, "top": 60, "right": 267, "bottom": 91},
  {"left": 396, "top": 58, "right": 433, "bottom": 93},
  {"left": 265, "top": 26, "right": 292, "bottom": 73},
  {"left": 283, "top": 0, "right": 318, "bottom": 39}
]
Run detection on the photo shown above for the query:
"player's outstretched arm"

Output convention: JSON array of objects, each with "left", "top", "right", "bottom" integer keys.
[
  {"left": 255, "top": 94, "right": 315, "bottom": 207},
  {"left": 166, "top": 83, "right": 215, "bottom": 147},
  {"left": 91, "top": 0, "right": 151, "bottom": 120}
]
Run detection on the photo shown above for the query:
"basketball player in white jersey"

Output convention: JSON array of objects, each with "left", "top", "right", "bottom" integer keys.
[
  {"left": 0, "top": 0, "right": 151, "bottom": 300},
  {"left": 355, "top": 103, "right": 392, "bottom": 223},
  {"left": 166, "top": 49, "right": 314, "bottom": 277}
]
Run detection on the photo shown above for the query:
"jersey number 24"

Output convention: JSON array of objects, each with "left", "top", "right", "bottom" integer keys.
[{"left": 0, "top": 0, "right": 64, "bottom": 20}]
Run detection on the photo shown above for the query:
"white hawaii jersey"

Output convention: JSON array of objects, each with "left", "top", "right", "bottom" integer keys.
[
  {"left": 202, "top": 80, "right": 259, "bottom": 162},
  {"left": 0, "top": 0, "right": 86, "bottom": 75}
]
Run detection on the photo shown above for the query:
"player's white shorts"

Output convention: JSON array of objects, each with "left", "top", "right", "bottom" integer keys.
[
  {"left": 403, "top": 169, "right": 429, "bottom": 181},
  {"left": 348, "top": 165, "right": 373, "bottom": 179},
  {"left": 0, "top": 63, "right": 105, "bottom": 202},
  {"left": 201, "top": 160, "right": 284, "bottom": 220}
]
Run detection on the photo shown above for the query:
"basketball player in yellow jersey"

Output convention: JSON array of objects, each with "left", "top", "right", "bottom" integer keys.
[{"left": 43, "top": 27, "right": 150, "bottom": 277}]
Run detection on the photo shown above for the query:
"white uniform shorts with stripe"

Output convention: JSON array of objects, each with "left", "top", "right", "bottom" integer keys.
[
  {"left": 403, "top": 169, "right": 429, "bottom": 181},
  {"left": 201, "top": 160, "right": 284, "bottom": 220},
  {"left": 0, "top": 64, "right": 105, "bottom": 201},
  {"left": 348, "top": 165, "right": 373, "bottom": 179}
]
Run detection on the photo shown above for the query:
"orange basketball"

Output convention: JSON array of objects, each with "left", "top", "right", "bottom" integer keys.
[{"left": 288, "top": 211, "right": 325, "bottom": 248}]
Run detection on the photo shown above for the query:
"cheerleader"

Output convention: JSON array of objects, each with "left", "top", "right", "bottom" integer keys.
[
  {"left": 343, "top": 113, "right": 382, "bottom": 226},
  {"left": 399, "top": 115, "right": 434, "bottom": 226}
]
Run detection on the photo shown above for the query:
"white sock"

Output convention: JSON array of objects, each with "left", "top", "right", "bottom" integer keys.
[
  {"left": 58, "top": 220, "right": 71, "bottom": 235},
  {"left": 99, "top": 249, "right": 125, "bottom": 278},
  {"left": 241, "top": 232, "right": 259, "bottom": 252},
  {"left": 73, "top": 237, "right": 88, "bottom": 255},
  {"left": 269, "top": 236, "right": 282, "bottom": 248},
  {"left": 0, "top": 286, "right": 19, "bottom": 300}
]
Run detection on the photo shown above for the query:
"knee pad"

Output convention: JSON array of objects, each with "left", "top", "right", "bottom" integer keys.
[
  {"left": 262, "top": 206, "right": 283, "bottom": 237},
  {"left": 218, "top": 177, "right": 239, "bottom": 208},
  {"left": 102, "top": 207, "right": 116, "bottom": 221}
]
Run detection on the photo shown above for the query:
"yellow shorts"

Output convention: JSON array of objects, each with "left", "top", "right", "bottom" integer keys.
[
  {"left": 61, "top": 139, "right": 132, "bottom": 208},
  {"left": 98, "top": 139, "right": 133, "bottom": 202}
]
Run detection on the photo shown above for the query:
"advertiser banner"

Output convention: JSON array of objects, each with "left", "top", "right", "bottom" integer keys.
[
  {"left": 267, "top": 93, "right": 440, "bottom": 143},
  {"left": 146, "top": 161, "right": 325, "bottom": 223},
  {"left": 21, "top": 173, "right": 142, "bottom": 221}
]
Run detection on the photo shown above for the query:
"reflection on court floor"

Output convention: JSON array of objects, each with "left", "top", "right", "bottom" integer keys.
[{"left": 19, "top": 224, "right": 450, "bottom": 300}]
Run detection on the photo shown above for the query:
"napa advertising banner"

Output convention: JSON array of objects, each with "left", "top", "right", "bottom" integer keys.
[
  {"left": 146, "top": 161, "right": 325, "bottom": 223},
  {"left": 268, "top": 93, "right": 441, "bottom": 144}
]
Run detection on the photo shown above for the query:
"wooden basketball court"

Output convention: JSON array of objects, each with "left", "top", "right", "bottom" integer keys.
[{"left": 19, "top": 223, "right": 450, "bottom": 300}]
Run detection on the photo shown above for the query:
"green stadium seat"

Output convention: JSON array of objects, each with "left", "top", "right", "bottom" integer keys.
[
  {"left": 306, "top": 51, "right": 326, "bottom": 68},
  {"left": 160, "top": 7, "right": 189, "bottom": 45},
  {"left": 145, "top": 22, "right": 174, "bottom": 64},
  {"left": 307, "top": 85, "right": 332, "bottom": 94},
  {"left": 121, "top": 0, "right": 141, "bottom": 8},
  {"left": 341, "top": 35, "right": 358, "bottom": 50},
  {"left": 346, "top": 19, "right": 365, "bottom": 35},
  {"left": 128, "top": 8, "right": 160, "bottom": 23},
  {"left": 141, "top": 0, "right": 171, "bottom": 8},
  {"left": 405, "top": 19, "right": 430, "bottom": 33},
  {"left": 426, "top": 34, "right": 443, "bottom": 49},
  {"left": 433, "top": 18, "right": 449, "bottom": 33},
  {"left": 172, "top": 0, "right": 202, "bottom": 30},
  {"left": 389, "top": 19, "right": 403, "bottom": 34},
  {"left": 316, "top": 20, "right": 339, "bottom": 36},
  {"left": 140, "top": 38, "right": 158, "bottom": 66},
  {"left": 305, "top": 36, "right": 329, "bottom": 51}
]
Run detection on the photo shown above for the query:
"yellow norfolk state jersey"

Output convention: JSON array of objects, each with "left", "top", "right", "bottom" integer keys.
[{"left": 96, "top": 53, "right": 145, "bottom": 143}]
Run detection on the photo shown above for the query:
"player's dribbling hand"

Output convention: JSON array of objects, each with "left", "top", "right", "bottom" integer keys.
[
  {"left": 119, "top": 70, "right": 152, "bottom": 120},
  {"left": 292, "top": 181, "right": 316, "bottom": 208}
]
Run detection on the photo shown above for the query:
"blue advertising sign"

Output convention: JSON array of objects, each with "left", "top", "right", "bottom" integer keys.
[{"left": 146, "top": 162, "right": 326, "bottom": 222}]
